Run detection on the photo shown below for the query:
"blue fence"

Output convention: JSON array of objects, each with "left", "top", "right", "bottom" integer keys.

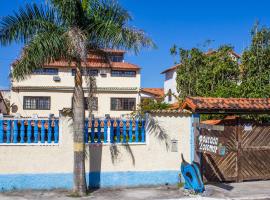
[
  {"left": 0, "top": 118, "right": 145, "bottom": 144},
  {"left": 0, "top": 119, "right": 59, "bottom": 144},
  {"left": 85, "top": 119, "right": 146, "bottom": 144}
]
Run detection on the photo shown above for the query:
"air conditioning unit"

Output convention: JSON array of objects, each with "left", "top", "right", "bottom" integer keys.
[
  {"left": 53, "top": 76, "right": 61, "bottom": 82},
  {"left": 100, "top": 69, "right": 107, "bottom": 77}
]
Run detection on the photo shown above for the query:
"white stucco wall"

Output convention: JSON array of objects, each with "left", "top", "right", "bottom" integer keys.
[
  {"left": 12, "top": 68, "right": 141, "bottom": 88},
  {"left": 11, "top": 90, "right": 140, "bottom": 118},
  {"left": 164, "top": 70, "right": 179, "bottom": 104},
  {"left": 0, "top": 112, "right": 192, "bottom": 174},
  {"left": 10, "top": 67, "right": 141, "bottom": 118}
]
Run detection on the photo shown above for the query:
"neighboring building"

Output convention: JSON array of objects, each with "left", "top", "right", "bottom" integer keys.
[
  {"left": 10, "top": 49, "right": 141, "bottom": 118},
  {"left": 161, "top": 50, "right": 240, "bottom": 104},
  {"left": 161, "top": 64, "right": 180, "bottom": 104},
  {"left": 140, "top": 88, "right": 164, "bottom": 102},
  {"left": 0, "top": 91, "right": 8, "bottom": 115}
]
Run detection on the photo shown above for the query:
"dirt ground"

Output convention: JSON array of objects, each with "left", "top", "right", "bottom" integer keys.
[{"left": 1, "top": 181, "right": 270, "bottom": 200}]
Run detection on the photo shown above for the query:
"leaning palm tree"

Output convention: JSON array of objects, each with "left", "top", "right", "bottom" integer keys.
[{"left": 0, "top": 0, "right": 154, "bottom": 196}]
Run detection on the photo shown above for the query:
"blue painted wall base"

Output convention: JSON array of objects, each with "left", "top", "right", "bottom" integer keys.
[{"left": 0, "top": 170, "right": 180, "bottom": 191}]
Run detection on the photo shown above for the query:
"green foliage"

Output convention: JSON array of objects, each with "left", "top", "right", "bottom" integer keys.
[
  {"left": 240, "top": 25, "right": 270, "bottom": 98},
  {"left": 138, "top": 98, "right": 170, "bottom": 114},
  {"left": 170, "top": 44, "right": 178, "bottom": 64},
  {"left": 176, "top": 45, "right": 240, "bottom": 99}
]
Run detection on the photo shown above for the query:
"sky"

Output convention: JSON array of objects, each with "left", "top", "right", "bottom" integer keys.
[{"left": 1, "top": 0, "right": 270, "bottom": 89}]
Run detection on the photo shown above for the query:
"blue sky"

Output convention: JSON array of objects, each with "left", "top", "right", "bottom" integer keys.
[{"left": 1, "top": 0, "right": 270, "bottom": 89}]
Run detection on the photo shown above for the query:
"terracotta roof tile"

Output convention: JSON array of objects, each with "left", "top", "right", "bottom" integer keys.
[
  {"left": 161, "top": 64, "right": 181, "bottom": 74},
  {"left": 45, "top": 61, "right": 140, "bottom": 70},
  {"left": 141, "top": 88, "right": 164, "bottom": 98},
  {"left": 169, "top": 102, "right": 181, "bottom": 110},
  {"left": 182, "top": 97, "right": 270, "bottom": 114}
]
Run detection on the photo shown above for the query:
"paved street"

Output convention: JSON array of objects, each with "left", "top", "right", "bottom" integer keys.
[{"left": 0, "top": 181, "right": 270, "bottom": 200}]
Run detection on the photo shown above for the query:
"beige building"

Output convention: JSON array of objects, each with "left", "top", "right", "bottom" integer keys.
[{"left": 10, "top": 50, "right": 141, "bottom": 118}]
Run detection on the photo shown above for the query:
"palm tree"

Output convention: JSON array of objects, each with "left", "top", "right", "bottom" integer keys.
[
  {"left": 170, "top": 44, "right": 178, "bottom": 64},
  {"left": 0, "top": 0, "right": 154, "bottom": 196}
]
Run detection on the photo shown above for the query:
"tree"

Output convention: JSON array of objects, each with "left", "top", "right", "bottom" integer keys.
[
  {"left": 240, "top": 24, "right": 270, "bottom": 98},
  {"left": 176, "top": 45, "right": 240, "bottom": 99},
  {"left": 170, "top": 44, "right": 178, "bottom": 64},
  {"left": 137, "top": 98, "right": 170, "bottom": 114},
  {"left": 0, "top": 0, "right": 154, "bottom": 196}
]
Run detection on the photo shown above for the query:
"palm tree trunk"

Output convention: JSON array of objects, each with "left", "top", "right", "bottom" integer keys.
[{"left": 73, "top": 61, "right": 87, "bottom": 196}]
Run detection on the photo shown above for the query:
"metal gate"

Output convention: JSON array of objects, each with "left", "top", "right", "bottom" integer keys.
[{"left": 198, "top": 119, "right": 270, "bottom": 182}]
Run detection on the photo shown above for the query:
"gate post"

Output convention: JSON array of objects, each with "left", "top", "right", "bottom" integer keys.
[{"left": 191, "top": 113, "right": 201, "bottom": 164}]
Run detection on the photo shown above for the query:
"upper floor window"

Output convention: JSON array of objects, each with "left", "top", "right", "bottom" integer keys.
[
  {"left": 109, "top": 55, "right": 123, "bottom": 62},
  {"left": 111, "top": 98, "right": 136, "bottom": 111},
  {"left": 168, "top": 89, "right": 172, "bottom": 102},
  {"left": 23, "top": 96, "right": 51, "bottom": 110},
  {"left": 111, "top": 70, "right": 136, "bottom": 77},
  {"left": 33, "top": 68, "right": 58, "bottom": 75},
  {"left": 72, "top": 69, "right": 98, "bottom": 76},
  {"left": 165, "top": 71, "right": 174, "bottom": 81}
]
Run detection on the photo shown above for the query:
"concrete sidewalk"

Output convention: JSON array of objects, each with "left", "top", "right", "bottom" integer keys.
[{"left": 0, "top": 181, "right": 270, "bottom": 200}]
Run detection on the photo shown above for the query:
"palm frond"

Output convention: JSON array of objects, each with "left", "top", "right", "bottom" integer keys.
[
  {"left": 88, "top": 19, "right": 155, "bottom": 54},
  {"left": 0, "top": 3, "right": 61, "bottom": 46},
  {"left": 85, "top": 0, "right": 155, "bottom": 53},
  {"left": 12, "top": 29, "right": 69, "bottom": 81},
  {"left": 50, "top": 0, "right": 86, "bottom": 27}
]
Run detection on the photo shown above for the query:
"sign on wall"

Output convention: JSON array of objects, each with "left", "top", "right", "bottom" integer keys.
[{"left": 196, "top": 135, "right": 227, "bottom": 156}]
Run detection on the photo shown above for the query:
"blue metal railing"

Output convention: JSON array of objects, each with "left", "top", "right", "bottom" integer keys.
[
  {"left": 0, "top": 119, "right": 59, "bottom": 144},
  {"left": 84, "top": 119, "right": 146, "bottom": 144}
]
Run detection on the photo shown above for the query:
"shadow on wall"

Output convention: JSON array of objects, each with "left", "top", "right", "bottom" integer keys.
[
  {"left": 87, "top": 144, "right": 102, "bottom": 189},
  {"left": 86, "top": 114, "right": 172, "bottom": 189},
  {"left": 146, "top": 114, "right": 171, "bottom": 151},
  {"left": 87, "top": 143, "right": 135, "bottom": 189}
]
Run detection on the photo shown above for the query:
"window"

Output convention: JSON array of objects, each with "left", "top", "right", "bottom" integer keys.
[
  {"left": 72, "top": 97, "right": 98, "bottom": 111},
  {"left": 111, "top": 98, "right": 136, "bottom": 111},
  {"left": 33, "top": 68, "right": 58, "bottom": 75},
  {"left": 23, "top": 97, "right": 51, "bottom": 110},
  {"left": 111, "top": 70, "right": 136, "bottom": 77},
  {"left": 168, "top": 89, "right": 172, "bottom": 102},
  {"left": 72, "top": 69, "right": 98, "bottom": 76},
  {"left": 109, "top": 55, "right": 123, "bottom": 62}
]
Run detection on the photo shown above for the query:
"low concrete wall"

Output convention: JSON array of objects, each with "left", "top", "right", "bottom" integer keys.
[{"left": 0, "top": 112, "right": 192, "bottom": 190}]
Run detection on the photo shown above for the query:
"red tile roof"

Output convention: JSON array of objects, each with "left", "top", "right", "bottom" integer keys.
[
  {"left": 161, "top": 64, "right": 181, "bottom": 74},
  {"left": 182, "top": 97, "right": 270, "bottom": 114},
  {"left": 169, "top": 102, "right": 181, "bottom": 110},
  {"left": 45, "top": 61, "right": 140, "bottom": 70},
  {"left": 141, "top": 88, "right": 164, "bottom": 98}
]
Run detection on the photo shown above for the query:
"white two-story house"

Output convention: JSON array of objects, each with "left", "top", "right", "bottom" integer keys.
[
  {"left": 10, "top": 49, "right": 141, "bottom": 118},
  {"left": 161, "top": 64, "right": 180, "bottom": 104}
]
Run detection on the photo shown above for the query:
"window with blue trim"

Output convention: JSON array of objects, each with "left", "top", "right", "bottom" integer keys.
[
  {"left": 33, "top": 68, "right": 58, "bottom": 75},
  {"left": 109, "top": 55, "right": 123, "bottom": 62},
  {"left": 111, "top": 70, "right": 136, "bottom": 77},
  {"left": 72, "top": 69, "right": 98, "bottom": 76}
]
